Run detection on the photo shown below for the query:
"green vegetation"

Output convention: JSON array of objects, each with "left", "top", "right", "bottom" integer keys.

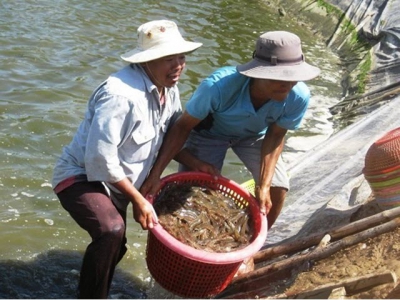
[
  {"left": 280, "top": 0, "right": 374, "bottom": 96},
  {"left": 357, "top": 52, "right": 372, "bottom": 94},
  {"left": 304, "top": 0, "right": 342, "bottom": 18}
]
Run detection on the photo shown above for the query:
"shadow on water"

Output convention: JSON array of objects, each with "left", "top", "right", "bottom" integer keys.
[{"left": 0, "top": 249, "right": 147, "bottom": 299}]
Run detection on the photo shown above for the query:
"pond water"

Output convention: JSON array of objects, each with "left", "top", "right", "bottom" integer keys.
[{"left": 0, "top": 0, "right": 344, "bottom": 298}]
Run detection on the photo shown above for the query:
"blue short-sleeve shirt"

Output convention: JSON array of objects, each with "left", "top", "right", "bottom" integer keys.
[{"left": 185, "top": 66, "right": 310, "bottom": 140}]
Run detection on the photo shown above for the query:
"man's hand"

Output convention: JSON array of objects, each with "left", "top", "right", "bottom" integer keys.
[
  {"left": 255, "top": 185, "right": 271, "bottom": 215},
  {"left": 131, "top": 197, "right": 158, "bottom": 230},
  {"left": 140, "top": 173, "right": 162, "bottom": 201},
  {"left": 174, "top": 148, "right": 221, "bottom": 177},
  {"left": 110, "top": 178, "right": 158, "bottom": 230},
  {"left": 192, "top": 160, "right": 221, "bottom": 176}
]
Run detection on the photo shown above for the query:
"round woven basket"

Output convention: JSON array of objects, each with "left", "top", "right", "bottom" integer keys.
[
  {"left": 145, "top": 172, "right": 267, "bottom": 298},
  {"left": 363, "top": 127, "right": 400, "bottom": 208}
]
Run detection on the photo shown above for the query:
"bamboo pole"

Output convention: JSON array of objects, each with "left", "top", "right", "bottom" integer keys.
[
  {"left": 253, "top": 205, "right": 400, "bottom": 264},
  {"left": 223, "top": 271, "right": 396, "bottom": 299},
  {"left": 230, "top": 218, "right": 400, "bottom": 286}
]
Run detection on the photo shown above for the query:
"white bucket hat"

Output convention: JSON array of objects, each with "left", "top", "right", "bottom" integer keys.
[
  {"left": 121, "top": 20, "right": 202, "bottom": 63},
  {"left": 237, "top": 31, "right": 320, "bottom": 81}
]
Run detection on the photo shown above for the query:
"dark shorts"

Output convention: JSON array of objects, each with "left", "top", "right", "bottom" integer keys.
[{"left": 180, "top": 131, "right": 290, "bottom": 189}]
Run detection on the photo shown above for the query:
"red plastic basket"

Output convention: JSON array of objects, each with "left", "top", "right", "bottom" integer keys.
[{"left": 145, "top": 172, "right": 268, "bottom": 298}]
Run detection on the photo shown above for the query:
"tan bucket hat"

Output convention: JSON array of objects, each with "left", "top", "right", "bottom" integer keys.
[
  {"left": 121, "top": 20, "right": 202, "bottom": 63},
  {"left": 237, "top": 31, "right": 320, "bottom": 81}
]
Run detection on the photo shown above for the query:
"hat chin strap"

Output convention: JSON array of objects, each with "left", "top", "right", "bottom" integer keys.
[{"left": 143, "top": 62, "right": 165, "bottom": 96}]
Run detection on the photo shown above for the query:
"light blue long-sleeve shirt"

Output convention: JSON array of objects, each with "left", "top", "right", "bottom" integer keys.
[{"left": 52, "top": 64, "right": 182, "bottom": 193}]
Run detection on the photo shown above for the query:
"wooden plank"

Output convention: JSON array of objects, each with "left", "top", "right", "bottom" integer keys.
[
  {"left": 286, "top": 271, "right": 396, "bottom": 299},
  {"left": 329, "top": 287, "right": 346, "bottom": 299},
  {"left": 345, "top": 271, "right": 397, "bottom": 294}
]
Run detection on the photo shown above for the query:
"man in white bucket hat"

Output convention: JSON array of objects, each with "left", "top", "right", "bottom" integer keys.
[
  {"left": 52, "top": 20, "right": 201, "bottom": 298},
  {"left": 142, "top": 31, "right": 320, "bottom": 231}
]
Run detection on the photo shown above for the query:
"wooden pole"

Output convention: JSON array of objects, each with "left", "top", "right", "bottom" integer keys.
[
  {"left": 223, "top": 271, "right": 396, "bottom": 299},
  {"left": 230, "top": 218, "right": 400, "bottom": 286},
  {"left": 253, "top": 205, "right": 400, "bottom": 264}
]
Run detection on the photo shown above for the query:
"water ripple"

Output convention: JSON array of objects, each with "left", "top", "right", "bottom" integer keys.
[{"left": 0, "top": 0, "right": 345, "bottom": 297}]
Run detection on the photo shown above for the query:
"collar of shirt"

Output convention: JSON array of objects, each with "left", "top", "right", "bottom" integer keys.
[
  {"left": 132, "top": 64, "right": 168, "bottom": 104},
  {"left": 129, "top": 64, "right": 154, "bottom": 92}
]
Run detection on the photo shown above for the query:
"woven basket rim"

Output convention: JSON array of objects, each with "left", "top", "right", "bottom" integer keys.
[{"left": 374, "top": 127, "right": 400, "bottom": 146}]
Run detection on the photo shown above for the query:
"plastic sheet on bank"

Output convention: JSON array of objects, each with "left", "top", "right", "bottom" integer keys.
[
  {"left": 267, "top": 95, "right": 400, "bottom": 245},
  {"left": 264, "top": 0, "right": 400, "bottom": 245}
]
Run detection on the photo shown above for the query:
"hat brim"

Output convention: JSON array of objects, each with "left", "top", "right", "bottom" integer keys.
[
  {"left": 121, "top": 41, "right": 202, "bottom": 63},
  {"left": 237, "top": 59, "right": 321, "bottom": 81}
]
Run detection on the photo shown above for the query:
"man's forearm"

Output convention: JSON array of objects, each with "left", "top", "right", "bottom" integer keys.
[
  {"left": 150, "top": 126, "right": 191, "bottom": 177},
  {"left": 259, "top": 129, "right": 286, "bottom": 187}
]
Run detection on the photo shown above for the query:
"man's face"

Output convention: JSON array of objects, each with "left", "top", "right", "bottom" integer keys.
[
  {"left": 257, "top": 79, "right": 298, "bottom": 101},
  {"left": 144, "top": 54, "right": 186, "bottom": 89}
]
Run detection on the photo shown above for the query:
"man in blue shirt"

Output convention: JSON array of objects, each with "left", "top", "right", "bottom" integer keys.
[{"left": 142, "top": 31, "right": 320, "bottom": 231}]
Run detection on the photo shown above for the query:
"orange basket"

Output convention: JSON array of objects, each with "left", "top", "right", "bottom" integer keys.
[{"left": 145, "top": 172, "right": 267, "bottom": 298}]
